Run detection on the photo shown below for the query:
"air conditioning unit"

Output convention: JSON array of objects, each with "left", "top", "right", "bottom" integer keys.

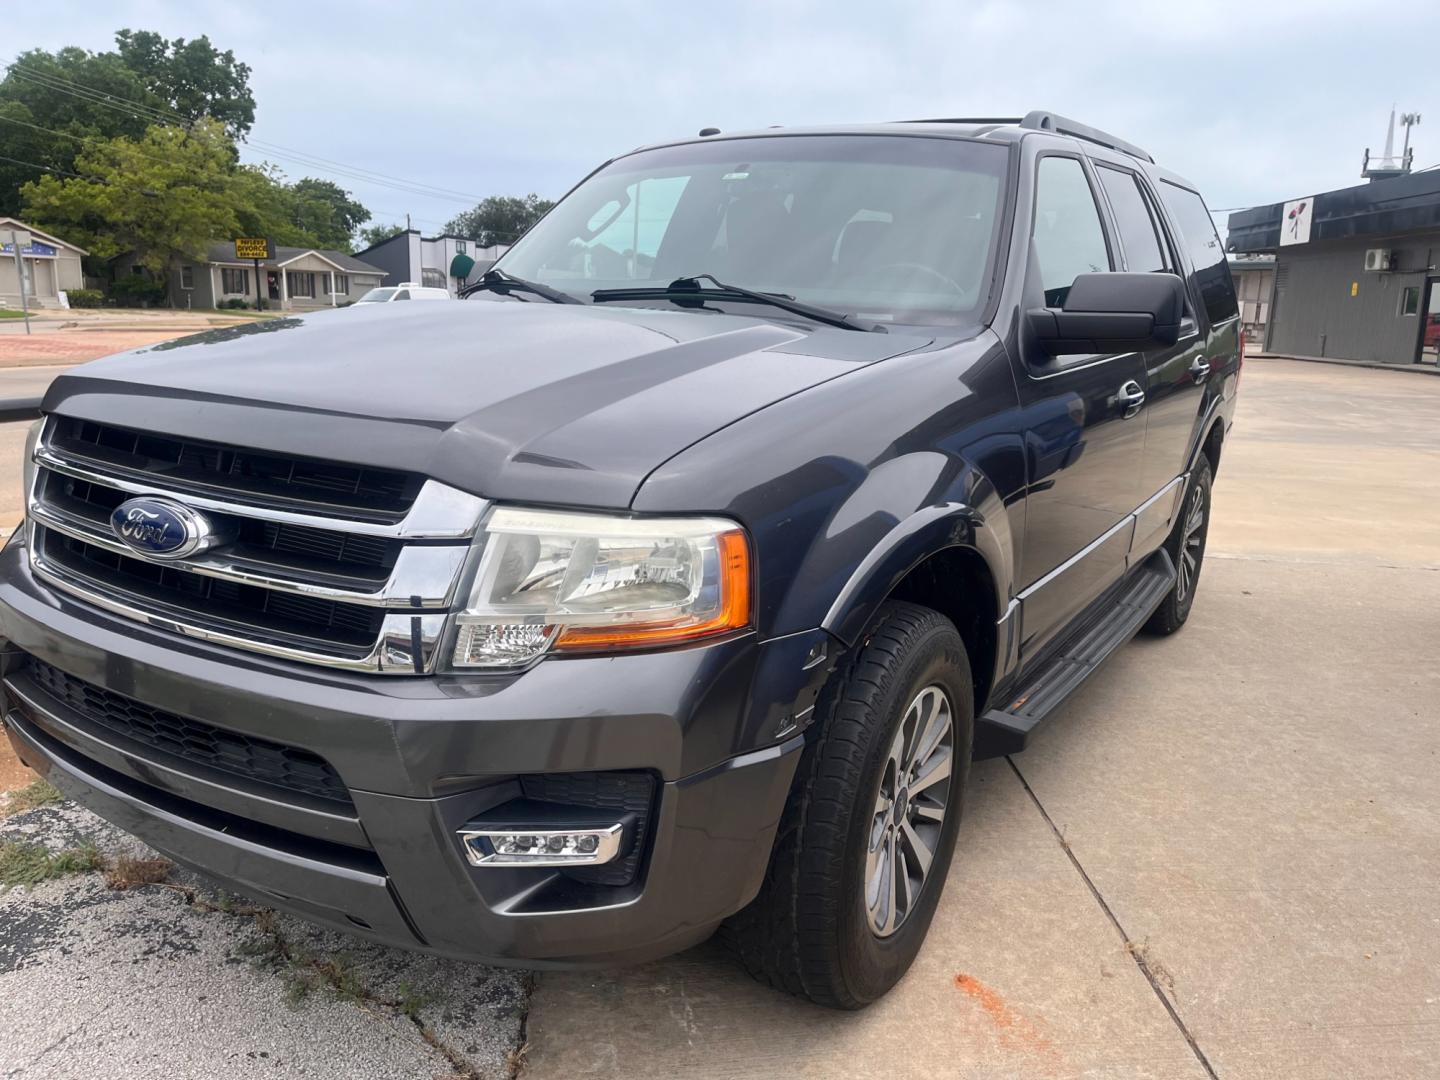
[{"left": 1364, "top": 248, "right": 1393, "bottom": 272}]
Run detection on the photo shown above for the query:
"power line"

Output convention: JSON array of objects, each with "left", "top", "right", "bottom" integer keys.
[{"left": 3, "top": 60, "right": 488, "bottom": 205}]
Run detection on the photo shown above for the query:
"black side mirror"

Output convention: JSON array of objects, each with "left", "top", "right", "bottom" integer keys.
[{"left": 1028, "top": 272, "right": 1186, "bottom": 355}]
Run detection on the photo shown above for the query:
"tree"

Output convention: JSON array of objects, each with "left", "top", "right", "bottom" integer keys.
[
  {"left": 21, "top": 120, "right": 241, "bottom": 273},
  {"left": 358, "top": 222, "right": 405, "bottom": 250},
  {"left": 444, "top": 194, "right": 554, "bottom": 247},
  {"left": 0, "top": 31, "right": 256, "bottom": 214},
  {"left": 0, "top": 46, "right": 154, "bottom": 216},
  {"left": 290, "top": 178, "right": 371, "bottom": 251},
  {"left": 114, "top": 30, "right": 255, "bottom": 138}
]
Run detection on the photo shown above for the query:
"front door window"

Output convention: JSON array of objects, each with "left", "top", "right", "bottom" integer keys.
[{"left": 267, "top": 272, "right": 280, "bottom": 300}]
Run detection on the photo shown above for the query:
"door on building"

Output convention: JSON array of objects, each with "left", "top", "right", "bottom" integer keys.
[
  {"left": 267, "top": 271, "right": 281, "bottom": 301},
  {"left": 1419, "top": 279, "right": 1440, "bottom": 366}
]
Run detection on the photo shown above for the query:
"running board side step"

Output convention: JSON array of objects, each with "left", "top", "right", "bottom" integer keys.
[{"left": 976, "top": 550, "right": 1176, "bottom": 758}]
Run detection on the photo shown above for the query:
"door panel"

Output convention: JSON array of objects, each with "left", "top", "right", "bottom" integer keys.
[
  {"left": 1138, "top": 181, "right": 1241, "bottom": 544},
  {"left": 1091, "top": 162, "right": 1208, "bottom": 557},
  {"left": 1014, "top": 153, "right": 1148, "bottom": 663},
  {"left": 1014, "top": 356, "right": 1147, "bottom": 659}
]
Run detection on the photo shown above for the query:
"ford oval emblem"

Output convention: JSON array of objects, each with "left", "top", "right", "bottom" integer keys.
[{"left": 110, "top": 497, "right": 220, "bottom": 560}]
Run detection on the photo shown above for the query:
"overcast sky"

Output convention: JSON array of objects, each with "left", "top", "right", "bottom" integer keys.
[{"left": 8, "top": 1, "right": 1437, "bottom": 235}]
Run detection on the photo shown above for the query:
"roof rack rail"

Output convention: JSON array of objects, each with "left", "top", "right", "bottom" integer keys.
[{"left": 903, "top": 111, "right": 1153, "bottom": 163}]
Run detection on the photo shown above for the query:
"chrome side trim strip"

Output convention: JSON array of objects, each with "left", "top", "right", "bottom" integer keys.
[
  {"left": 1016, "top": 513, "right": 1136, "bottom": 601},
  {"left": 27, "top": 497, "right": 467, "bottom": 609}
]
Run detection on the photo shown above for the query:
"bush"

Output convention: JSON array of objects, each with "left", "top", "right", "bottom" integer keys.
[
  {"left": 217, "top": 298, "right": 253, "bottom": 310},
  {"left": 109, "top": 276, "right": 169, "bottom": 308},
  {"left": 65, "top": 288, "right": 103, "bottom": 308}
]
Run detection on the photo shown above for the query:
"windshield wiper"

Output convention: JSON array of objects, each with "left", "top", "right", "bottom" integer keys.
[
  {"left": 461, "top": 268, "right": 582, "bottom": 305},
  {"left": 591, "top": 275, "right": 885, "bottom": 333}
]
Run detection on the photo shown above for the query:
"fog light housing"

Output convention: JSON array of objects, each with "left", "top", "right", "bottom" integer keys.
[{"left": 459, "top": 821, "right": 625, "bottom": 868}]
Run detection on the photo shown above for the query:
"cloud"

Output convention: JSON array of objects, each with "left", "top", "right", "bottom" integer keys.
[{"left": 8, "top": 0, "right": 1435, "bottom": 226}]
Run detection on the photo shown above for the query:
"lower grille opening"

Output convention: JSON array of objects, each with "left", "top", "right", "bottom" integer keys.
[
  {"left": 38, "top": 525, "right": 384, "bottom": 656},
  {"left": 10, "top": 707, "right": 379, "bottom": 873},
  {"left": 20, "top": 655, "right": 353, "bottom": 809}
]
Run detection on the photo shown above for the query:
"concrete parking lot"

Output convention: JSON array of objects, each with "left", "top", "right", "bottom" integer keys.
[{"left": 2, "top": 358, "right": 1437, "bottom": 1079}]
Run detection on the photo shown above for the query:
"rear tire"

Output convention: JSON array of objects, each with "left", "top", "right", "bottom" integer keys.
[
  {"left": 1144, "top": 455, "right": 1213, "bottom": 636},
  {"left": 721, "top": 601, "right": 973, "bottom": 1009}
]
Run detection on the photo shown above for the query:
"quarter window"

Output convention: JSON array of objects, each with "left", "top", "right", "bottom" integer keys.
[
  {"left": 1159, "top": 181, "right": 1239, "bottom": 325},
  {"left": 1097, "top": 166, "right": 1169, "bottom": 274},
  {"left": 1032, "top": 157, "right": 1111, "bottom": 307}
]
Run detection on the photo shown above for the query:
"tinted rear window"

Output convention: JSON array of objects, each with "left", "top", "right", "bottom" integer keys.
[
  {"left": 1159, "top": 181, "right": 1238, "bottom": 326},
  {"left": 1097, "top": 166, "right": 1168, "bottom": 275}
]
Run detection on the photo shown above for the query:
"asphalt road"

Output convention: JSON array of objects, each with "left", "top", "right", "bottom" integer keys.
[
  {"left": 2, "top": 358, "right": 1437, "bottom": 1079},
  {"left": 0, "top": 363, "right": 77, "bottom": 400}
]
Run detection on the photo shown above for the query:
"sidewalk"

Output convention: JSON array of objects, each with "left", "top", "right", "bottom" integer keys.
[{"left": 1252, "top": 350, "right": 1440, "bottom": 375}]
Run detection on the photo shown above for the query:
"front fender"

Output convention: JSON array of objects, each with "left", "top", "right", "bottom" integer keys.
[{"left": 821, "top": 484, "right": 1012, "bottom": 649}]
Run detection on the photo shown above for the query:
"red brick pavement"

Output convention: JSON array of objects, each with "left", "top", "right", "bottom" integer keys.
[{"left": 0, "top": 329, "right": 195, "bottom": 364}]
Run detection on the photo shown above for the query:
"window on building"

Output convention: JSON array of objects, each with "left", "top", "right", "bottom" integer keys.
[
  {"left": 221, "top": 268, "right": 248, "bottom": 294},
  {"left": 456, "top": 240, "right": 467, "bottom": 254},
  {"left": 421, "top": 268, "right": 447, "bottom": 289},
  {"left": 180, "top": 264, "right": 195, "bottom": 290},
  {"left": 287, "top": 271, "right": 316, "bottom": 298},
  {"left": 1096, "top": 166, "right": 1169, "bottom": 274},
  {"left": 332, "top": 274, "right": 349, "bottom": 294},
  {"left": 1032, "top": 156, "right": 1111, "bottom": 307},
  {"left": 1159, "top": 181, "right": 1239, "bottom": 325},
  {"left": 1399, "top": 286, "right": 1420, "bottom": 316}
]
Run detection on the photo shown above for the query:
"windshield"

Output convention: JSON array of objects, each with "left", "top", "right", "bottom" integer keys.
[
  {"left": 490, "top": 134, "right": 1010, "bottom": 326},
  {"left": 356, "top": 288, "right": 396, "bottom": 303}
]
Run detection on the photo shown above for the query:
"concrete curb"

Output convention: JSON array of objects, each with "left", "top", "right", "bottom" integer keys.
[{"left": 1252, "top": 352, "right": 1440, "bottom": 376}]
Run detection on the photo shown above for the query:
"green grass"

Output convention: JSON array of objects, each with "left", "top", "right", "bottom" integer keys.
[
  {"left": 1, "top": 778, "right": 63, "bottom": 817},
  {"left": 0, "top": 309, "right": 30, "bottom": 319},
  {"left": 0, "top": 839, "right": 104, "bottom": 890}
]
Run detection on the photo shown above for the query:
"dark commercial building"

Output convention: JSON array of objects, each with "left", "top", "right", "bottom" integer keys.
[{"left": 1227, "top": 170, "right": 1440, "bottom": 365}]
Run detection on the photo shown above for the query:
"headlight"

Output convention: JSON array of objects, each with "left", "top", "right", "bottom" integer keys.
[{"left": 449, "top": 507, "right": 751, "bottom": 668}]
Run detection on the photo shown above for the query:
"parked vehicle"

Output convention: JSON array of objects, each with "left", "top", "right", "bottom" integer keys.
[
  {"left": 354, "top": 282, "right": 450, "bottom": 303},
  {"left": 0, "top": 112, "right": 1239, "bottom": 1008}
]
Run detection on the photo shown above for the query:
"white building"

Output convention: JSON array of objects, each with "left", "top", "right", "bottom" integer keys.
[
  {"left": 0, "top": 217, "right": 88, "bottom": 309},
  {"left": 353, "top": 230, "right": 507, "bottom": 297}
]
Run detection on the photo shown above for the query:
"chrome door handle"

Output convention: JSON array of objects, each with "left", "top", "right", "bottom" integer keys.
[
  {"left": 1189, "top": 357, "right": 1212, "bottom": 383},
  {"left": 1114, "top": 380, "right": 1145, "bottom": 418}
]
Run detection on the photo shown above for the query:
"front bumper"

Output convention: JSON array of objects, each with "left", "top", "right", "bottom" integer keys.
[{"left": 0, "top": 537, "right": 828, "bottom": 966}]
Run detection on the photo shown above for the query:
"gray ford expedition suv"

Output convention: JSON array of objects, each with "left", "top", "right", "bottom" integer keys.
[{"left": 0, "top": 111, "right": 1239, "bottom": 1008}]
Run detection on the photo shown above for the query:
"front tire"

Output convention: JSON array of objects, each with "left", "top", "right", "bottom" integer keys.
[
  {"left": 722, "top": 602, "right": 973, "bottom": 1009},
  {"left": 1145, "top": 455, "right": 1213, "bottom": 635}
]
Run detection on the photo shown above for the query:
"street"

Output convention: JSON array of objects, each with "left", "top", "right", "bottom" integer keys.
[{"left": 1, "top": 357, "right": 1436, "bottom": 1078}]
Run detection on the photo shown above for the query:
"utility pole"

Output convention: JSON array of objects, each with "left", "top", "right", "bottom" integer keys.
[{"left": 6, "top": 228, "right": 32, "bottom": 335}]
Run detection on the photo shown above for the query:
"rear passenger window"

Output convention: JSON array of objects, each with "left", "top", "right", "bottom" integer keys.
[
  {"left": 1097, "top": 166, "right": 1168, "bottom": 274},
  {"left": 1159, "top": 182, "right": 1239, "bottom": 326},
  {"left": 1032, "top": 157, "right": 1111, "bottom": 307}
]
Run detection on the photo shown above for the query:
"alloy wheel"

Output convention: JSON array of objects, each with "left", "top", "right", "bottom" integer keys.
[
  {"left": 864, "top": 684, "right": 954, "bottom": 937},
  {"left": 1175, "top": 483, "right": 1207, "bottom": 604}
]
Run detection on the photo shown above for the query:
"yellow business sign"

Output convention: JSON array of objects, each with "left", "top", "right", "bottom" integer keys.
[{"left": 234, "top": 237, "right": 272, "bottom": 260}]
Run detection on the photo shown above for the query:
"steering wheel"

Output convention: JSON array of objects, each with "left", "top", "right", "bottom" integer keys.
[{"left": 865, "top": 262, "right": 967, "bottom": 297}]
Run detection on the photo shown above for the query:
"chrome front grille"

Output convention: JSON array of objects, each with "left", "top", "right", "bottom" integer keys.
[{"left": 27, "top": 417, "right": 486, "bottom": 673}]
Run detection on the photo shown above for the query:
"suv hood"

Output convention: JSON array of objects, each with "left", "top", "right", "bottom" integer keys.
[{"left": 45, "top": 301, "right": 930, "bottom": 508}]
